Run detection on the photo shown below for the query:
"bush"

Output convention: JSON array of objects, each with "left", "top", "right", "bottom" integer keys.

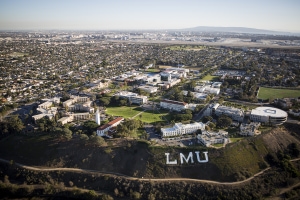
[{"left": 89, "top": 135, "right": 106, "bottom": 146}]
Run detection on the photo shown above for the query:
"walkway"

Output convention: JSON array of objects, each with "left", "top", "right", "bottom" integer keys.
[{"left": 2, "top": 157, "right": 299, "bottom": 185}]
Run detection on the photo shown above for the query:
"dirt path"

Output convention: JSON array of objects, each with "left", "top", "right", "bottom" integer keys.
[{"left": 0, "top": 157, "right": 272, "bottom": 185}]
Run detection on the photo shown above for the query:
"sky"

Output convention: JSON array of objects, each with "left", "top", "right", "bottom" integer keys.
[{"left": 0, "top": 0, "right": 300, "bottom": 32}]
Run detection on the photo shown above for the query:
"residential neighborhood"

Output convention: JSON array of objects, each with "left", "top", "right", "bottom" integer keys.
[
  {"left": 2, "top": 0, "right": 300, "bottom": 198},
  {"left": 0, "top": 31, "right": 300, "bottom": 148}
]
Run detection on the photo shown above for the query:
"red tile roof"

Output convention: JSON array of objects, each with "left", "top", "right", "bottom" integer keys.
[
  {"left": 108, "top": 117, "right": 124, "bottom": 125},
  {"left": 97, "top": 117, "right": 124, "bottom": 131},
  {"left": 161, "top": 99, "right": 187, "bottom": 106}
]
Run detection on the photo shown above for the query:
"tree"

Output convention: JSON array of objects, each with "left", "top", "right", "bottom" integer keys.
[
  {"left": 202, "top": 116, "right": 213, "bottom": 123},
  {"left": 188, "top": 80, "right": 196, "bottom": 90},
  {"left": 62, "top": 127, "right": 72, "bottom": 140},
  {"left": 196, "top": 129, "right": 202, "bottom": 135},
  {"left": 218, "top": 97, "right": 224, "bottom": 104},
  {"left": 9, "top": 115, "right": 24, "bottom": 133},
  {"left": 99, "top": 97, "right": 111, "bottom": 106},
  {"left": 208, "top": 122, "right": 216, "bottom": 130},
  {"left": 217, "top": 115, "right": 232, "bottom": 128},
  {"left": 193, "top": 105, "right": 205, "bottom": 113},
  {"left": 82, "top": 121, "right": 99, "bottom": 135},
  {"left": 80, "top": 134, "right": 89, "bottom": 141}
]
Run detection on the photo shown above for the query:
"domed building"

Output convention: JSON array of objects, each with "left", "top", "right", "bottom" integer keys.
[{"left": 250, "top": 107, "right": 287, "bottom": 126}]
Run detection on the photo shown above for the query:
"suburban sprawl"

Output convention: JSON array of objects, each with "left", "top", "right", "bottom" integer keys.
[{"left": 1, "top": 30, "right": 300, "bottom": 199}]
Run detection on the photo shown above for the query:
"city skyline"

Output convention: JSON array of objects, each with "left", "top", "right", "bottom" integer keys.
[{"left": 1, "top": 0, "right": 300, "bottom": 33}]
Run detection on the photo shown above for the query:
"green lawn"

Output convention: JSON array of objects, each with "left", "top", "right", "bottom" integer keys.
[
  {"left": 201, "top": 75, "right": 219, "bottom": 81},
  {"left": 106, "top": 106, "right": 170, "bottom": 124},
  {"left": 139, "top": 110, "right": 169, "bottom": 123},
  {"left": 212, "top": 143, "right": 224, "bottom": 148},
  {"left": 258, "top": 87, "right": 300, "bottom": 100},
  {"left": 145, "top": 68, "right": 160, "bottom": 73},
  {"left": 230, "top": 137, "right": 244, "bottom": 143},
  {"left": 106, "top": 106, "right": 143, "bottom": 118}
]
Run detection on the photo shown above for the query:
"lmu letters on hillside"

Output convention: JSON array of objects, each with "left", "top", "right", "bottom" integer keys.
[{"left": 165, "top": 151, "right": 208, "bottom": 165}]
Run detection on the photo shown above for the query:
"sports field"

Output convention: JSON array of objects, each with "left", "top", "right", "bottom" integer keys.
[{"left": 258, "top": 87, "right": 300, "bottom": 100}]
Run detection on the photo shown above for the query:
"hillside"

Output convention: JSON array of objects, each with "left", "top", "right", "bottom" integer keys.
[{"left": 0, "top": 123, "right": 300, "bottom": 182}]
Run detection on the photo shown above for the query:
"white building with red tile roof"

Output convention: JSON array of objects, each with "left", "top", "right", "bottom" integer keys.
[{"left": 96, "top": 117, "right": 124, "bottom": 137}]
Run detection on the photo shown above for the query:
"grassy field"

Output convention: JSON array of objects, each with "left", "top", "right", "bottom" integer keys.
[
  {"left": 106, "top": 106, "right": 143, "bottom": 118},
  {"left": 258, "top": 87, "right": 300, "bottom": 100},
  {"left": 145, "top": 68, "right": 160, "bottom": 73},
  {"left": 201, "top": 75, "right": 219, "bottom": 81},
  {"left": 230, "top": 137, "right": 244, "bottom": 143},
  {"left": 139, "top": 110, "right": 170, "bottom": 123},
  {"left": 106, "top": 106, "right": 170, "bottom": 123}
]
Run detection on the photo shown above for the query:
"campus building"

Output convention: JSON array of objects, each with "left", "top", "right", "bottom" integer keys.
[
  {"left": 161, "top": 122, "right": 205, "bottom": 137},
  {"left": 68, "top": 101, "right": 94, "bottom": 113},
  {"left": 160, "top": 99, "right": 188, "bottom": 112},
  {"left": 32, "top": 97, "right": 61, "bottom": 123},
  {"left": 239, "top": 122, "right": 261, "bottom": 136},
  {"left": 62, "top": 95, "right": 90, "bottom": 108},
  {"left": 204, "top": 103, "right": 244, "bottom": 122},
  {"left": 194, "top": 86, "right": 220, "bottom": 95},
  {"left": 38, "top": 101, "right": 53, "bottom": 109},
  {"left": 214, "top": 105, "right": 244, "bottom": 122},
  {"left": 250, "top": 107, "right": 287, "bottom": 126},
  {"left": 57, "top": 112, "right": 91, "bottom": 125},
  {"left": 32, "top": 107, "right": 58, "bottom": 123},
  {"left": 197, "top": 130, "right": 229, "bottom": 147},
  {"left": 115, "top": 91, "right": 148, "bottom": 105},
  {"left": 138, "top": 85, "right": 158, "bottom": 93},
  {"left": 97, "top": 117, "right": 124, "bottom": 137},
  {"left": 203, "top": 103, "right": 220, "bottom": 116}
]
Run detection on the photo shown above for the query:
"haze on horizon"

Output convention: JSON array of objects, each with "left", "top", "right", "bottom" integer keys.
[{"left": 0, "top": 0, "right": 300, "bottom": 33}]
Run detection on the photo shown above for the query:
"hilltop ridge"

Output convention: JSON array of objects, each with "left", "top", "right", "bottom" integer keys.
[{"left": 0, "top": 123, "right": 299, "bottom": 182}]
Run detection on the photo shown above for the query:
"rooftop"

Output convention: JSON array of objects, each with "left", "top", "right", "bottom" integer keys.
[{"left": 251, "top": 107, "right": 287, "bottom": 118}]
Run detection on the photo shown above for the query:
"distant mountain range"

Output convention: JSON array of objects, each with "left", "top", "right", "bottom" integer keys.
[{"left": 178, "top": 26, "right": 298, "bottom": 36}]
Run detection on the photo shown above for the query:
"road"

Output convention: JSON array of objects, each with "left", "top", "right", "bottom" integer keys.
[
  {"left": 2, "top": 157, "right": 299, "bottom": 185},
  {"left": 193, "top": 104, "right": 209, "bottom": 121}
]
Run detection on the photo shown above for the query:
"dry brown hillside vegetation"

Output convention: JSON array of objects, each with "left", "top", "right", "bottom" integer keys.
[
  {"left": 0, "top": 123, "right": 299, "bottom": 182},
  {"left": 0, "top": 123, "right": 300, "bottom": 199}
]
